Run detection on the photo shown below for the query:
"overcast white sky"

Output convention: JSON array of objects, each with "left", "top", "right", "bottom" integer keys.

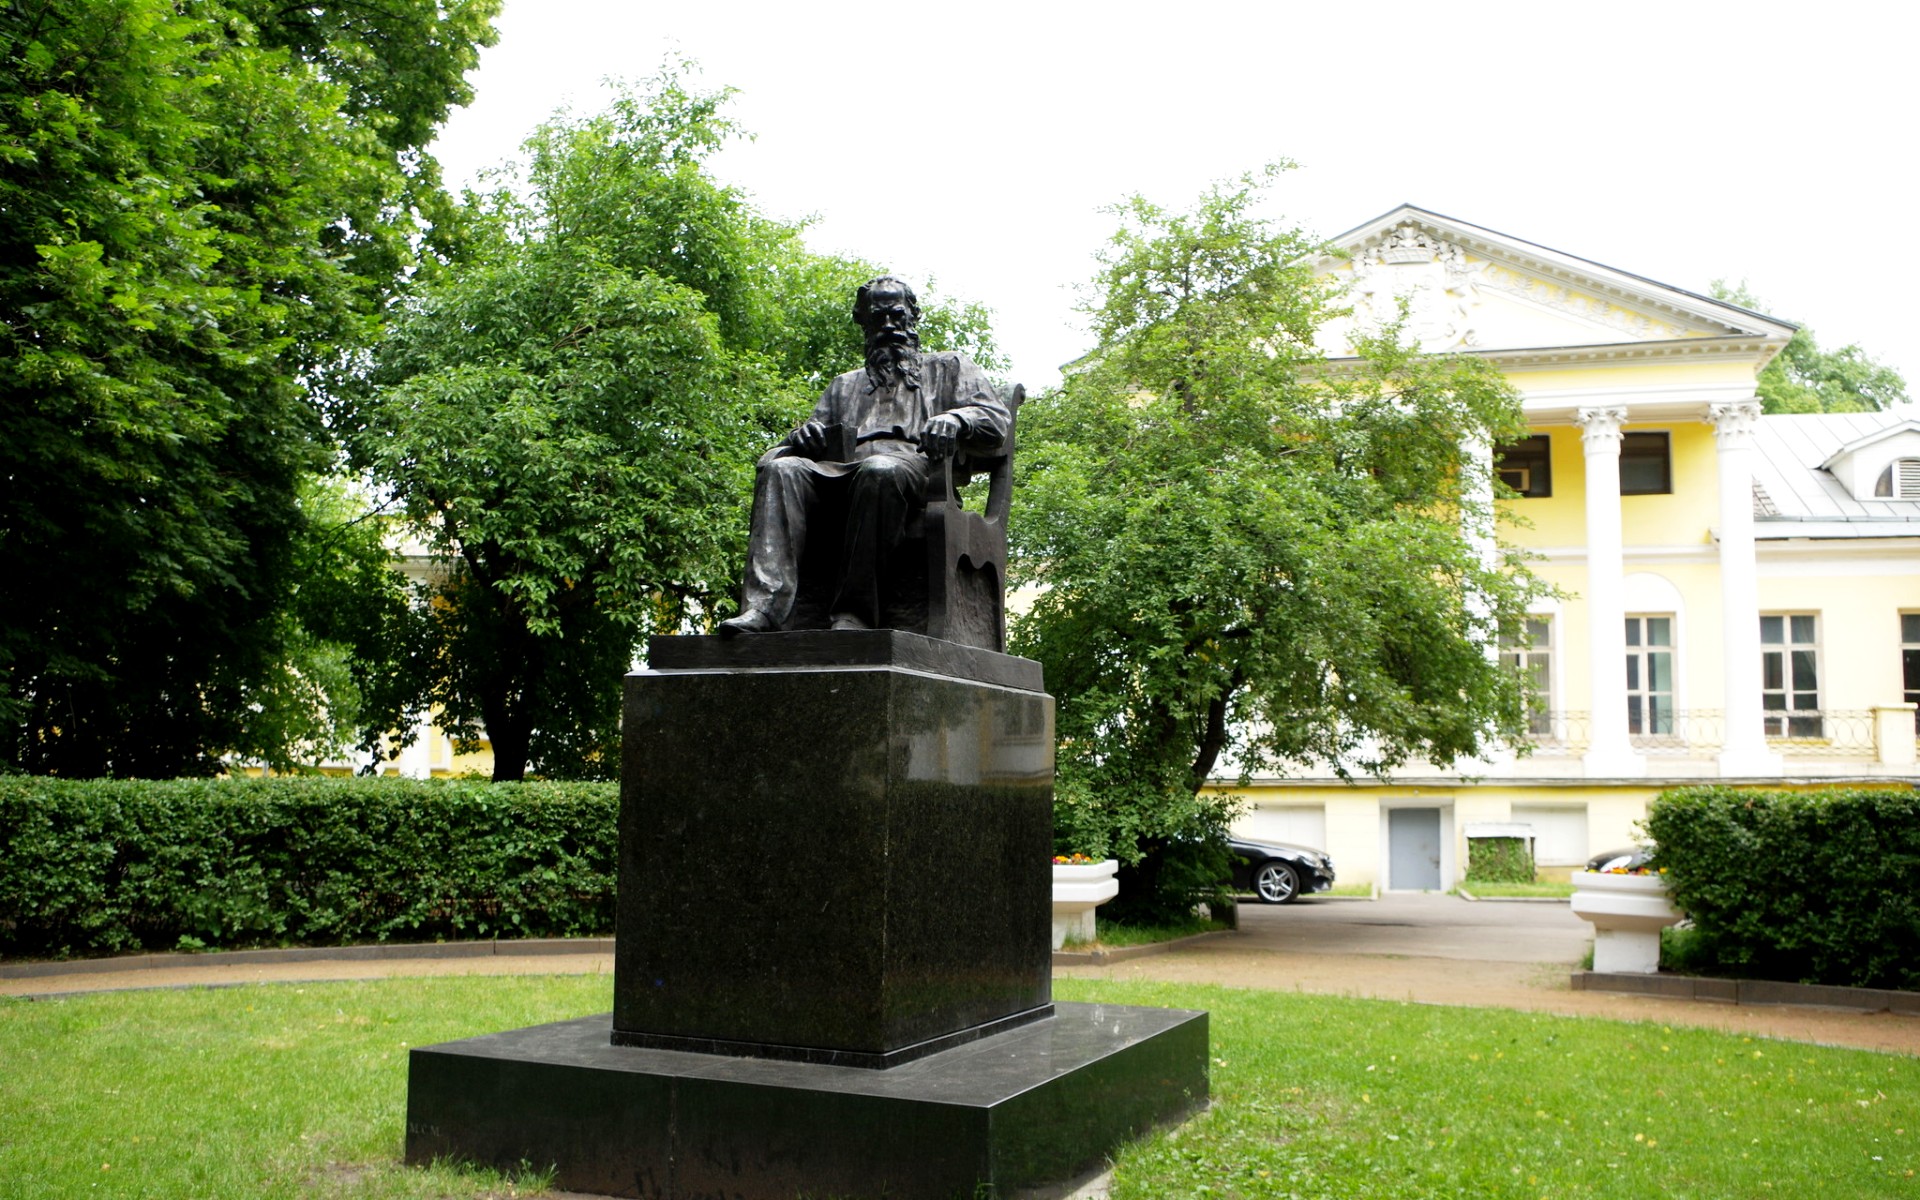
[{"left": 432, "top": 0, "right": 1916, "bottom": 393}]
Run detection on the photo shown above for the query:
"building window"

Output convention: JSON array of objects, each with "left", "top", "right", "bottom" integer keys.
[
  {"left": 1760, "top": 614, "right": 1821, "bottom": 738},
  {"left": 1625, "top": 615, "right": 1674, "bottom": 736},
  {"left": 1495, "top": 435, "right": 1552, "bottom": 497},
  {"left": 1499, "top": 616, "right": 1552, "bottom": 735},
  {"left": 1620, "top": 431, "right": 1672, "bottom": 495},
  {"left": 1874, "top": 459, "right": 1920, "bottom": 498},
  {"left": 1902, "top": 613, "right": 1920, "bottom": 731}
]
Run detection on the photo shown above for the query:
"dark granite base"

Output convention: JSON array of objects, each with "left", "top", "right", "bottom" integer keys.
[
  {"left": 609, "top": 1002, "right": 1056, "bottom": 1069},
  {"left": 405, "top": 1002, "right": 1208, "bottom": 1200}
]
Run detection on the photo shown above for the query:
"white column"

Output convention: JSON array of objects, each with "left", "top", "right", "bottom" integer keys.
[
  {"left": 1711, "top": 400, "right": 1781, "bottom": 775},
  {"left": 396, "top": 708, "right": 436, "bottom": 779},
  {"left": 1461, "top": 436, "right": 1511, "bottom": 766},
  {"left": 1462, "top": 435, "right": 1498, "bottom": 578},
  {"left": 1577, "top": 406, "right": 1642, "bottom": 775}
]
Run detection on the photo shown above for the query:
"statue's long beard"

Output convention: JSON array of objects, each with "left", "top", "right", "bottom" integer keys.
[{"left": 864, "top": 336, "right": 922, "bottom": 391}]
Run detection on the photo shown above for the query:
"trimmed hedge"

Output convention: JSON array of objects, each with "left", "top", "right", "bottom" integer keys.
[
  {"left": 0, "top": 777, "right": 619, "bottom": 958},
  {"left": 1646, "top": 786, "right": 1920, "bottom": 991}
]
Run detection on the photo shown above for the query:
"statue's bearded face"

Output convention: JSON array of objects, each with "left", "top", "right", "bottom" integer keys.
[
  {"left": 860, "top": 284, "right": 921, "bottom": 386},
  {"left": 860, "top": 285, "right": 918, "bottom": 349}
]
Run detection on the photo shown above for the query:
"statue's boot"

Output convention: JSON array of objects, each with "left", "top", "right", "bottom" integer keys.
[
  {"left": 828, "top": 612, "right": 871, "bottom": 632},
  {"left": 717, "top": 609, "right": 779, "bottom": 637}
]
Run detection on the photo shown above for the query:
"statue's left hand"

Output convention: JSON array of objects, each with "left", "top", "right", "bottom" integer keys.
[{"left": 920, "top": 413, "right": 962, "bottom": 458}]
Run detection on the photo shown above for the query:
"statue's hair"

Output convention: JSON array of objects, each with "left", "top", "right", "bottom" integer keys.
[{"left": 852, "top": 276, "right": 920, "bottom": 326}]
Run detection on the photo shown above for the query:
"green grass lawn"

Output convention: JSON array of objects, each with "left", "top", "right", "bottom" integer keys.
[
  {"left": 1458, "top": 880, "right": 1578, "bottom": 899},
  {"left": 1, "top": 976, "right": 1913, "bottom": 1198},
  {"left": 1077, "top": 913, "right": 1233, "bottom": 949}
]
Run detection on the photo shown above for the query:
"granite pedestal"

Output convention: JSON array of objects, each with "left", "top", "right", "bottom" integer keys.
[
  {"left": 405, "top": 631, "right": 1209, "bottom": 1197},
  {"left": 613, "top": 631, "right": 1056, "bottom": 1066},
  {"left": 406, "top": 1003, "right": 1208, "bottom": 1199}
]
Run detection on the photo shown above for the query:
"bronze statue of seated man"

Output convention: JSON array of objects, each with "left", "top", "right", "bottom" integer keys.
[{"left": 718, "top": 276, "right": 1010, "bottom": 636}]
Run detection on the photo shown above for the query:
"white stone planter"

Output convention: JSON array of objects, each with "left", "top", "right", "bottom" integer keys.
[
  {"left": 1570, "top": 870, "right": 1685, "bottom": 974},
  {"left": 1051, "top": 859, "right": 1119, "bottom": 950}
]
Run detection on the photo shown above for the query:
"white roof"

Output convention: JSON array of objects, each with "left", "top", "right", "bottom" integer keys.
[{"left": 1751, "top": 408, "right": 1920, "bottom": 536}]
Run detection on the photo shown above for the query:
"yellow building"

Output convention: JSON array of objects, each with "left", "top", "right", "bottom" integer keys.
[
  {"left": 1222, "top": 206, "right": 1920, "bottom": 890},
  {"left": 327, "top": 537, "right": 496, "bottom": 779}
]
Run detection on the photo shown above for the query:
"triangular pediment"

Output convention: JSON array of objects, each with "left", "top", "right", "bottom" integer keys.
[{"left": 1314, "top": 205, "right": 1797, "bottom": 359}]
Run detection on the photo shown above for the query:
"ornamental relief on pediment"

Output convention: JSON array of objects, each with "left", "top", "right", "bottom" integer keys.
[{"left": 1345, "top": 223, "right": 1485, "bottom": 351}]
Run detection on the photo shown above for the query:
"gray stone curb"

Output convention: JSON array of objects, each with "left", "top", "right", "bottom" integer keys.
[
  {"left": 1572, "top": 970, "right": 1920, "bottom": 1015},
  {"left": 0, "top": 937, "right": 616, "bottom": 980}
]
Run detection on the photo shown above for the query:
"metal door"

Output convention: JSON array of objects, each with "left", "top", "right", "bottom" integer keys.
[{"left": 1388, "top": 807, "right": 1442, "bottom": 891}]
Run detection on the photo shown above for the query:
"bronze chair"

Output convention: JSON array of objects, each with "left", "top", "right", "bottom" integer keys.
[{"left": 922, "top": 383, "right": 1024, "bottom": 652}]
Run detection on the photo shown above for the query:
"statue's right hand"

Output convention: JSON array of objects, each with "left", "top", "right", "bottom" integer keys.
[{"left": 788, "top": 421, "right": 829, "bottom": 456}]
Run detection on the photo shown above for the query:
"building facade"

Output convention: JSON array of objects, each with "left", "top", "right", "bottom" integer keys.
[{"left": 1221, "top": 207, "right": 1920, "bottom": 889}]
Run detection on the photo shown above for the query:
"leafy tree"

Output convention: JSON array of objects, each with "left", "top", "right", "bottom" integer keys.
[
  {"left": 234, "top": 0, "right": 499, "bottom": 157},
  {"left": 241, "top": 475, "right": 420, "bottom": 772},
  {"left": 352, "top": 73, "right": 1001, "bottom": 781},
  {"left": 1012, "top": 170, "right": 1545, "bottom": 918},
  {"left": 1712, "top": 280, "right": 1908, "bottom": 414},
  {"left": 0, "top": 0, "right": 496, "bottom": 775}
]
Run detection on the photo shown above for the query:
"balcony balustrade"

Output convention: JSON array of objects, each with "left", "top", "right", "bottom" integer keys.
[{"left": 1522, "top": 709, "right": 1887, "bottom": 759}]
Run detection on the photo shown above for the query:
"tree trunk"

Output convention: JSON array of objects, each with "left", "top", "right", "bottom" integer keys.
[
  {"left": 1188, "top": 672, "right": 1245, "bottom": 792},
  {"left": 479, "top": 639, "right": 534, "bottom": 782},
  {"left": 489, "top": 722, "right": 531, "bottom": 782},
  {"left": 483, "top": 666, "right": 532, "bottom": 781}
]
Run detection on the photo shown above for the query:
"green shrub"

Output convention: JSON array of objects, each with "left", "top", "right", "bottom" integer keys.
[
  {"left": 1646, "top": 786, "right": 1920, "bottom": 991},
  {"left": 0, "top": 777, "right": 619, "bottom": 958},
  {"left": 1465, "top": 836, "right": 1534, "bottom": 883},
  {"left": 1104, "top": 837, "right": 1235, "bottom": 928}
]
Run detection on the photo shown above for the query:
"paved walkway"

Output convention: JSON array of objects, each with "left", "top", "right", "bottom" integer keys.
[
  {"left": 1060, "top": 895, "right": 1920, "bottom": 1056},
  {"left": 5, "top": 895, "right": 1915, "bottom": 1055}
]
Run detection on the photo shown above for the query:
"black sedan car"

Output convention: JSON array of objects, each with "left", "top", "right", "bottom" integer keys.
[
  {"left": 1229, "top": 837, "right": 1336, "bottom": 904},
  {"left": 1586, "top": 845, "right": 1655, "bottom": 873}
]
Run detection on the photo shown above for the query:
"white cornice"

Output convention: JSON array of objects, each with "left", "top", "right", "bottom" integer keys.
[
  {"left": 1485, "top": 337, "right": 1782, "bottom": 370},
  {"left": 1754, "top": 528, "right": 1920, "bottom": 547},
  {"left": 1516, "top": 546, "right": 1720, "bottom": 564},
  {"left": 1515, "top": 383, "right": 1761, "bottom": 425},
  {"left": 1324, "top": 336, "right": 1782, "bottom": 374},
  {"left": 1519, "top": 536, "right": 1920, "bottom": 565}
]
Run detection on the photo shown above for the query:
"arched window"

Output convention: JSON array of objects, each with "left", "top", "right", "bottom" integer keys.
[{"left": 1874, "top": 458, "right": 1920, "bottom": 498}]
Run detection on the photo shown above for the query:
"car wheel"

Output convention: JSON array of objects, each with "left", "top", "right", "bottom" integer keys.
[{"left": 1253, "top": 860, "right": 1300, "bottom": 904}]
